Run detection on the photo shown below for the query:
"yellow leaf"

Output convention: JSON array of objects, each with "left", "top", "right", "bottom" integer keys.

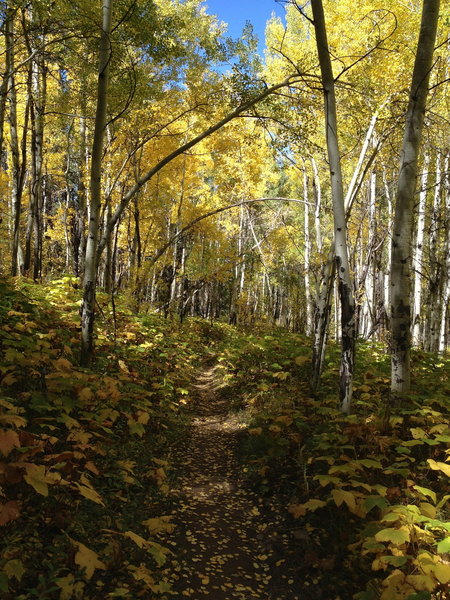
[
  {"left": 137, "top": 411, "right": 150, "bottom": 425},
  {"left": 419, "top": 502, "right": 436, "bottom": 519},
  {"left": 201, "top": 576, "right": 210, "bottom": 585},
  {"left": 75, "top": 483, "right": 104, "bottom": 506},
  {"left": 375, "top": 526, "right": 410, "bottom": 545},
  {"left": 124, "top": 530, "right": 149, "bottom": 548},
  {"left": 332, "top": 488, "right": 356, "bottom": 513},
  {"left": 73, "top": 541, "right": 106, "bottom": 579},
  {"left": 0, "top": 414, "right": 27, "bottom": 428},
  {"left": 142, "top": 516, "right": 176, "bottom": 535},
  {"left": 23, "top": 464, "right": 49, "bottom": 496},
  {"left": 55, "top": 574, "right": 75, "bottom": 600},
  {"left": 434, "top": 562, "right": 450, "bottom": 584},
  {"left": 405, "top": 574, "right": 435, "bottom": 591},
  {"left": 118, "top": 360, "right": 130, "bottom": 373},
  {"left": 427, "top": 459, "right": 450, "bottom": 477}
]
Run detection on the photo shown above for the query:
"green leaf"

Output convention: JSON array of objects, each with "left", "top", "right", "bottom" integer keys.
[
  {"left": 437, "top": 536, "right": 450, "bottom": 553},
  {"left": 380, "top": 555, "right": 408, "bottom": 567},
  {"left": 0, "top": 572, "right": 9, "bottom": 592},
  {"left": 313, "top": 474, "right": 340, "bottom": 487},
  {"left": 413, "top": 486, "right": 437, "bottom": 504},
  {"left": 3, "top": 559, "right": 25, "bottom": 582},
  {"left": 436, "top": 495, "right": 450, "bottom": 510},
  {"left": 375, "top": 527, "right": 410, "bottom": 545},
  {"left": 364, "top": 495, "right": 390, "bottom": 513}
]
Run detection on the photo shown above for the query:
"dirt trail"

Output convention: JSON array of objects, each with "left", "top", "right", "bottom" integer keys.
[{"left": 158, "top": 365, "right": 303, "bottom": 599}]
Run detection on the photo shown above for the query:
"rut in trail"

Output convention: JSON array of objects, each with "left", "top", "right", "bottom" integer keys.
[{"left": 158, "top": 364, "right": 303, "bottom": 600}]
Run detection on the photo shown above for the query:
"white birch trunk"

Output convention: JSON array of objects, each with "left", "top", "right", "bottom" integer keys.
[
  {"left": 412, "top": 155, "right": 429, "bottom": 346},
  {"left": 311, "top": 0, "right": 356, "bottom": 413},
  {"left": 438, "top": 153, "right": 450, "bottom": 353},
  {"left": 390, "top": 0, "right": 440, "bottom": 397},
  {"left": 303, "top": 169, "right": 313, "bottom": 336},
  {"left": 80, "top": 0, "right": 113, "bottom": 366}
]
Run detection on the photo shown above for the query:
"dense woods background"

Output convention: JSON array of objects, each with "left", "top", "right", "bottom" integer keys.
[{"left": 0, "top": 0, "right": 449, "bottom": 598}]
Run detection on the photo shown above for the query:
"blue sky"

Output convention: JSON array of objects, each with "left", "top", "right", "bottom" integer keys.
[{"left": 203, "top": 0, "right": 286, "bottom": 55}]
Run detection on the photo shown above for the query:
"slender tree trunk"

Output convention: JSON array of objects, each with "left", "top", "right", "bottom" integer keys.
[
  {"left": 80, "top": 0, "right": 113, "bottom": 366},
  {"left": 311, "top": 0, "right": 356, "bottom": 413},
  {"left": 0, "top": 6, "right": 13, "bottom": 171},
  {"left": 303, "top": 168, "right": 312, "bottom": 336},
  {"left": 438, "top": 153, "right": 450, "bottom": 353},
  {"left": 412, "top": 155, "right": 429, "bottom": 346},
  {"left": 390, "top": 0, "right": 440, "bottom": 397},
  {"left": 311, "top": 246, "right": 335, "bottom": 392},
  {"left": 23, "top": 9, "right": 46, "bottom": 279},
  {"left": 383, "top": 170, "right": 393, "bottom": 332},
  {"left": 7, "top": 9, "right": 20, "bottom": 276},
  {"left": 424, "top": 153, "right": 444, "bottom": 352}
]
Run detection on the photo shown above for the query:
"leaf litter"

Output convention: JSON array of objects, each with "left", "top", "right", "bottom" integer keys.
[{"left": 156, "top": 364, "right": 303, "bottom": 599}]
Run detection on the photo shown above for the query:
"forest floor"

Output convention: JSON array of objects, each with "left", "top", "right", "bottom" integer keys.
[
  {"left": 1, "top": 278, "right": 450, "bottom": 600},
  {"left": 157, "top": 362, "right": 305, "bottom": 600}
]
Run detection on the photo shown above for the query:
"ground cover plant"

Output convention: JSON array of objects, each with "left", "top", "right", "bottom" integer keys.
[
  {"left": 220, "top": 333, "right": 450, "bottom": 599},
  {"left": 0, "top": 276, "right": 217, "bottom": 598},
  {"left": 1, "top": 277, "right": 449, "bottom": 599}
]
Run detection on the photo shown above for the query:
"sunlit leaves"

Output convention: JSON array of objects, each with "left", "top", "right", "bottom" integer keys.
[
  {"left": 427, "top": 458, "right": 450, "bottom": 478},
  {"left": 437, "top": 537, "right": 450, "bottom": 554},
  {"left": 375, "top": 527, "right": 410, "bottom": 545}
]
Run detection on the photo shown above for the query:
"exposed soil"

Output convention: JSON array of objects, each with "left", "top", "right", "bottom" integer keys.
[{"left": 156, "top": 365, "right": 306, "bottom": 599}]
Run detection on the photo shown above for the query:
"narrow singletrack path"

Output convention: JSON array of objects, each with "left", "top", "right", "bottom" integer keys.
[{"left": 158, "top": 365, "right": 303, "bottom": 599}]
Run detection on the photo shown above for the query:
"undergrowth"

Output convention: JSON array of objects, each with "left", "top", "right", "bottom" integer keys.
[
  {"left": 1, "top": 276, "right": 449, "bottom": 599},
  {"left": 217, "top": 330, "right": 450, "bottom": 599},
  {"left": 0, "top": 276, "right": 217, "bottom": 599}
]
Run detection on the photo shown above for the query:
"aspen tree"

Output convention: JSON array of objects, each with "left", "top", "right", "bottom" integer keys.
[
  {"left": 80, "top": 0, "right": 112, "bottom": 366},
  {"left": 390, "top": 0, "right": 440, "bottom": 397},
  {"left": 310, "top": 0, "right": 356, "bottom": 413}
]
